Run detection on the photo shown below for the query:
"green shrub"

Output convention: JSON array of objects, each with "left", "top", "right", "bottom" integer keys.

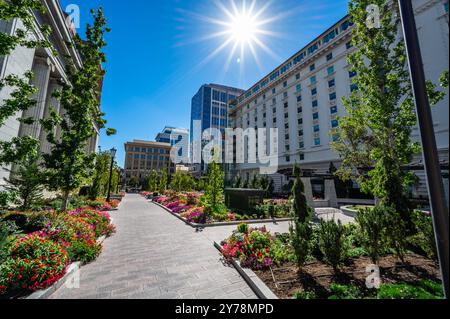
[
  {"left": 0, "top": 221, "right": 20, "bottom": 264},
  {"left": 384, "top": 206, "right": 408, "bottom": 262},
  {"left": 328, "top": 284, "right": 363, "bottom": 299},
  {"left": 409, "top": 210, "right": 437, "bottom": 260},
  {"left": 318, "top": 219, "right": 350, "bottom": 272},
  {"left": 290, "top": 221, "right": 312, "bottom": 270},
  {"left": 355, "top": 206, "right": 388, "bottom": 264},
  {"left": 295, "top": 290, "right": 317, "bottom": 299},
  {"left": 377, "top": 281, "right": 443, "bottom": 299},
  {"left": 237, "top": 223, "right": 249, "bottom": 234},
  {"left": 270, "top": 238, "right": 294, "bottom": 265}
]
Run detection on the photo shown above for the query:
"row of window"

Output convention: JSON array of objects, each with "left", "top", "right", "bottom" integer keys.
[{"left": 129, "top": 147, "right": 169, "bottom": 154}]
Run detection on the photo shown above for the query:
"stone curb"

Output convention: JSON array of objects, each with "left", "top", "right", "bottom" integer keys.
[
  {"left": 151, "top": 201, "right": 292, "bottom": 228},
  {"left": 213, "top": 241, "right": 278, "bottom": 300},
  {"left": 26, "top": 262, "right": 81, "bottom": 299}
]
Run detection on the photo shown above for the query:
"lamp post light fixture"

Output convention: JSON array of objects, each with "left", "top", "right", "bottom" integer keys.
[{"left": 106, "top": 147, "right": 117, "bottom": 203}]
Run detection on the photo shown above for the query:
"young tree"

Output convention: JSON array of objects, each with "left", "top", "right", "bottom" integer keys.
[
  {"left": 3, "top": 150, "right": 44, "bottom": 210},
  {"left": 332, "top": 0, "right": 446, "bottom": 223},
  {"left": 158, "top": 170, "right": 168, "bottom": 193},
  {"left": 89, "top": 152, "right": 111, "bottom": 200},
  {"left": 204, "top": 161, "right": 224, "bottom": 211},
  {"left": 147, "top": 170, "right": 159, "bottom": 193},
  {"left": 41, "top": 8, "right": 111, "bottom": 211},
  {"left": 289, "top": 165, "right": 313, "bottom": 271}
]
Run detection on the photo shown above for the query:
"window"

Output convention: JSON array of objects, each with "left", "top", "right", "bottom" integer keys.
[
  {"left": 272, "top": 98, "right": 276, "bottom": 105},
  {"left": 299, "top": 142, "right": 304, "bottom": 149},
  {"left": 310, "top": 64, "right": 315, "bottom": 71},
  {"left": 297, "top": 107, "right": 303, "bottom": 113},
  {"left": 263, "top": 113, "right": 266, "bottom": 118},
  {"left": 285, "top": 134, "right": 290, "bottom": 140},
  {"left": 328, "top": 79, "right": 335, "bottom": 88},
  {"left": 283, "top": 81, "right": 287, "bottom": 88},
  {"left": 297, "top": 95, "right": 302, "bottom": 102},
  {"left": 296, "top": 73, "right": 300, "bottom": 80},
  {"left": 299, "top": 130, "right": 304, "bottom": 136},
  {"left": 326, "top": 53, "right": 333, "bottom": 61},
  {"left": 313, "top": 112, "right": 319, "bottom": 120},
  {"left": 349, "top": 70, "right": 357, "bottom": 78},
  {"left": 312, "top": 100, "right": 318, "bottom": 108},
  {"left": 300, "top": 153, "right": 305, "bottom": 160},
  {"left": 296, "top": 84, "right": 302, "bottom": 92},
  {"left": 314, "top": 138, "right": 321, "bottom": 146},
  {"left": 331, "top": 119, "right": 339, "bottom": 128},
  {"left": 327, "top": 66, "right": 335, "bottom": 75},
  {"left": 273, "top": 108, "right": 276, "bottom": 114},
  {"left": 311, "top": 88, "right": 317, "bottom": 96},
  {"left": 330, "top": 106, "right": 338, "bottom": 114},
  {"left": 329, "top": 92, "right": 337, "bottom": 100},
  {"left": 298, "top": 118, "right": 303, "bottom": 125},
  {"left": 350, "top": 84, "right": 358, "bottom": 92},
  {"left": 284, "top": 102, "right": 288, "bottom": 108},
  {"left": 310, "top": 76, "right": 317, "bottom": 85},
  {"left": 273, "top": 118, "right": 277, "bottom": 123},
  {"left": 285, "top": 145, "right": 290, "bottom": 151},
  {"left": 313, "top": 125, "right": 320, "bottom": 132},
  {"left": 272, "top": 88, "right": 276, "bottom": 94},
  {"left": 283, "top": 92, "right": 288, "bottom": 99},
  {"left": 284, "top": 113, "right": 289, "bottom": 119},
  {"left": 286, "top": 156, "right": 291, "bottom": 162},
  {"left": 285, "top": 123, "right": 289, "bottom": 129},
  {"left": 346, "top": 41, "right": 353, "bottom": 49},
  {"left": 263, "top": 94, "right": 266, "bottom": 100},
  {"left": 332, "top": 134, "right": 339, "bottom": 142}
]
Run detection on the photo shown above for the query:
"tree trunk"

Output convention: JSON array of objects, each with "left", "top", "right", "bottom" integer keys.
[{"left": 61, "top": 190, "right": 70, "bottom": 212}]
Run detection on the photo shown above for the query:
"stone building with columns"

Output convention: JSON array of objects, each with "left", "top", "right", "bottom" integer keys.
[{"left": 0, "top": 0, "right": 100, "bottom": 187}]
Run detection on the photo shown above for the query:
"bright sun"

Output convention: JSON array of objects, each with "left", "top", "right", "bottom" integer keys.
[{"left": 228, "top": 12, "right": 258, "bottom": 45}]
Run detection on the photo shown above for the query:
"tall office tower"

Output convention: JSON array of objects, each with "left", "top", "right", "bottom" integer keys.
[{"left": 190, "top": 84, "right": 245, "bottom": 174}]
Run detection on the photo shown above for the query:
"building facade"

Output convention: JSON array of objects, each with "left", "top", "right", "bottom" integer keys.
[
  {"left": 190, "top": 83, "right": 245, "bottom": 173},
  {"left": 0, "top": 0, "right": 100, "bottom": 187},
  {"left": 229, "top": 0, "right": 449, "bottom": 197},
  {"left": 155, "top": 126, "right": 189, "bottom": 163},
  {"left": 124, "top": 140, "right": 172, "bottom": 185}
]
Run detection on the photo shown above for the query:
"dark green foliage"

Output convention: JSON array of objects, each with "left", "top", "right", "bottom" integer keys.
[
  {"left": 295, "top": 290, "right": 317, "bottom": 299},
  {"left": 377, "top": 280, "right": 444, "bottom": 299},
  {"left": 0, "top": 221, "right": 19, "bottom": 264},
  {"left": 204, "top": 162, "right": 224, "bottom": 213},
  {"left": 409, "top": 210, "right": 437, "bottom": 260},
  {"left": 292, "top": 165, "right": 310, "bottom": 223},
  {"left": 318, "top": 219, "right": 350, "bottom": 272},
  {"left": 3, "top": 152, "right": 44, "bottom": 210},
  {"left": 355, "top": 206, "right": 387, "bottom": 264},
  {"left": 384, "top": 206, "right": 408, "bottom": 262},
  {"left": 328, "top": 284, "right": 363, "bottom": 299}
]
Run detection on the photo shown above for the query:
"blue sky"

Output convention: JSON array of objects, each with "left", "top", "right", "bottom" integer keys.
[{"left": 60, "top": 0, "right": 349, "bottom": 166}]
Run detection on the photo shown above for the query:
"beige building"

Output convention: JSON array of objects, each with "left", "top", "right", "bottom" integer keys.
[
  {"left": 124, "top": 140, "right": 172, "bottom": 184},
  {"left": 0, "top": 0, "right": 100, "bottom": 187}
]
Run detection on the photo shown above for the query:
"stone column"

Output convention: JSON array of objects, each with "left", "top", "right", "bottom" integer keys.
[
  {"left": 301, "top": 177, "right": 314, "bottom": 206},
  {"left": 324, "top": 178, "right": 339, "bottom": 208},
  {"left": 19, "top": 56, "right": 54, "bottom": 139},
  {"left": 39, "top": 78, "right": 61, "bottom": 154}
]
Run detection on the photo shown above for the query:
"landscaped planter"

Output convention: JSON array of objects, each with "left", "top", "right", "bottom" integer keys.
[{"left": 151, "top": 201, "right": 292, "bottom": 228}]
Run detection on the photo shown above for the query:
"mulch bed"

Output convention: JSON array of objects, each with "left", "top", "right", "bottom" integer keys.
[{"left": 254, "top": 254, "right": 441, "bottom": 299}]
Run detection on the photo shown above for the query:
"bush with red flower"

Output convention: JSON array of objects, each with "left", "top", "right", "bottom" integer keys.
[
  {"left": 68, "top": 208, "right": 116, "bottom": 238},
  {"left": 0, "top": 233, "right": 68, "bottom": 295},
  {"left": 221, "top": 225, "right": 275, "bottom": 270}
]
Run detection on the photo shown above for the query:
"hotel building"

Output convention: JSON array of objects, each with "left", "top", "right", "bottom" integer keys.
[
  {"left": 229, "top": 0, "right": 449, "bottom": 198},
  {"left": 0, "top": 0, "right": 100, "bottom": 186},
  {"left": 156, "top": 126, "right": 189, "bottom": 163}
]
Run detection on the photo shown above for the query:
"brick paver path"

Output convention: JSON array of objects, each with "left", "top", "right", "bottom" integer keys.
[{"left": 50, "top": 194, "right": 257, "bottom": 299}]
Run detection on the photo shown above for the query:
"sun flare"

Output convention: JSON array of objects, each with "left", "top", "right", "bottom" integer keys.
[{"left": 227, "top": 11, "right": 259, "bottom": 45}]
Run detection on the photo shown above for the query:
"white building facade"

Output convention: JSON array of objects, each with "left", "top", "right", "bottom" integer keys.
[
  {"left": 229, "top": 0, "right": 449, "bottom": 197},
  {"left": 0, "top": 0, "right": 100, "bottom": 187}
]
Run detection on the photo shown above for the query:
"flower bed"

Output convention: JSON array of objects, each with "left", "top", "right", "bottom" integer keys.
[
  {"left": 0, "top": 207, "right": 115, "bottom": 298},
  {"left": 152, "top": 192, "right": 291, "bottom": 226},
  {"left": 219, "top": 221, "right": 443, "bottom": 300}
]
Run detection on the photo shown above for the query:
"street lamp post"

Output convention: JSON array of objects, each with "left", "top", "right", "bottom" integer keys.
[
  {"left": 398, "top": 0, "right": 449, "bottom": 298},
  {"left": 106, "top": 147, "right": 117, "bottom": 203}
]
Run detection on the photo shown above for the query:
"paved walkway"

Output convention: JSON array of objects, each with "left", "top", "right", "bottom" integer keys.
[{"left": 50, "top": 194, "right": 257, "bottom": 299}]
